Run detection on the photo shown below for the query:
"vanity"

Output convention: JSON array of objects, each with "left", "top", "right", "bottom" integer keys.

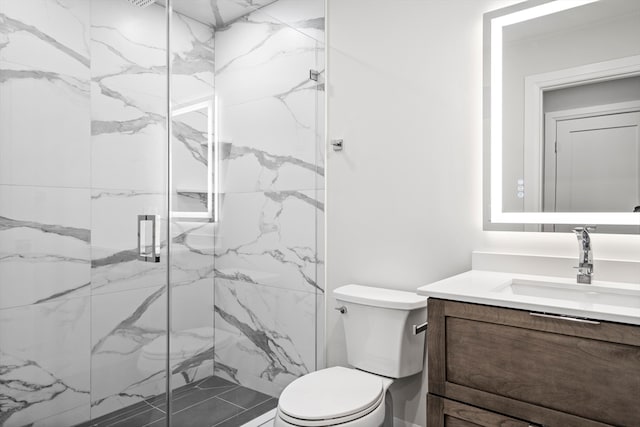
[
  {"left": 422, "top": 0, "right": 640, "bottom": 422},
  {"left": 417, "top": 271, "right": 640, "bottom": 427}
]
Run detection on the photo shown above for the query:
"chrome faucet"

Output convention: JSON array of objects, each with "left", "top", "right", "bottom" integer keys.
[{"left": 572, "top": 226, "right": 594, "bottom": 284}]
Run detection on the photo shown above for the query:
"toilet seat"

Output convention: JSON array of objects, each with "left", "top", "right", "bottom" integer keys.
[{"left": 277, "top": 367, "right": 386, "bottom": 426}]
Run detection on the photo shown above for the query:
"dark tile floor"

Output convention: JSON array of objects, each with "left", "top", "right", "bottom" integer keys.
[{"left": 75, "top": 376, "right": 277, "bottom": 427}]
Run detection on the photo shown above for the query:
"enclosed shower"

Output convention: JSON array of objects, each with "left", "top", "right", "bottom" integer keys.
[{"left": 0, "top": 0, "right": 325, "bottom": 425}]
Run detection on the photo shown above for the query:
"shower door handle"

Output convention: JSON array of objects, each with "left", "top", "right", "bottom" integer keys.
[{"left": 137, "top": 215, "right": 161, "bottom": 262}]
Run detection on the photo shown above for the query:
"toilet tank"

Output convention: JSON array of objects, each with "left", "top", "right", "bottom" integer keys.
[{"left": 334, "top": 284, "right": 428, "bottom": 378}]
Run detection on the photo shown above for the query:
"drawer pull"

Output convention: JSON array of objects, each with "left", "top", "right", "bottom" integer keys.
[{"left": 529, "top": 312, "right": 600, "bottom": 325}]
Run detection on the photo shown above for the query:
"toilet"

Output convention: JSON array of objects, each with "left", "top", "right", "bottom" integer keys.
[{"left": 275, "top": 284, "right": 428, "bottom": 427}]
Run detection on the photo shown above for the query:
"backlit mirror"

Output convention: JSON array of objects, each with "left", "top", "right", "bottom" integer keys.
[
  {"left": 484, "top": 0, "right": 640, "bottom": 232},
  {"left": 171, "top": 98, "right": 218, "bottom": 221}
]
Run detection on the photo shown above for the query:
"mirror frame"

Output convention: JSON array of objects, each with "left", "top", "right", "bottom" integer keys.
[{"left": 483, "top": 0, "right": 640, "bottom": 230}]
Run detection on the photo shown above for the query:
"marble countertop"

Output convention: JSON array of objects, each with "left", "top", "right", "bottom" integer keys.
[{"left": 417, "top": 270, "right": 640, "bottom": 326}]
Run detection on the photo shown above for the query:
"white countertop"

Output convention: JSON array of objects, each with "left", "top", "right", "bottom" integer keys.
[{"left": 417, "top": 270, "right": 640, "bottom": 326}]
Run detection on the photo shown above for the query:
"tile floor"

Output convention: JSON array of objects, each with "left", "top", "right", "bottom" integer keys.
[{"left": 75, "top": 376, "right": 277, "bottom": 427}]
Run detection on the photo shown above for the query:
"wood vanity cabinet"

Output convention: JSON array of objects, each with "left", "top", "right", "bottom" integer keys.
[
  {"left": 427, "top": 394, "right": 532, "bottom": 427},
  {"left": 426, "top": 298, "right": 640, "bottom": 427}
]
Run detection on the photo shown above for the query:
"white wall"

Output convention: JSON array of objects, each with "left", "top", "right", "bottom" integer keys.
[{"left": 326, "top": 1, "right": 640, "bottom": 426}]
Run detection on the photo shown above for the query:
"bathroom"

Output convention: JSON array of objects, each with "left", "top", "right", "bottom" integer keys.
[{"left": 1, "top": 0, "right": 639, "bottom": 426}]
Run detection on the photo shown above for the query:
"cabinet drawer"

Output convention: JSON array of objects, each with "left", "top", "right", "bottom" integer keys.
[
  {"left": 427, "top": 394, "right": 531, "bottom": 427},
  {"left": 428, "top": 299, "right": 640, "bottom": 426}
]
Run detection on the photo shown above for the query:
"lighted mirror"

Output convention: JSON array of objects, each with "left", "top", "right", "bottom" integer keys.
[
  {"left": 171, "top": 98, "right": 218, "bottom": 221},
  {"left": 484, "top": 0, "right": 640, "bottom": 232}
]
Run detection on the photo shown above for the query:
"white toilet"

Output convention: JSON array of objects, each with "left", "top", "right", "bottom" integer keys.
[{"left": 275, "top": 284, "right": 429, "bottom": 427}]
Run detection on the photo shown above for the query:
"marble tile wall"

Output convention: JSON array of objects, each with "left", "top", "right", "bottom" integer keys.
[
  {"left": 213, "top": 0, "right": 325, "bottom": 397},
  {"left": 1, "top": 1, "right": 92, "bottom": 425}
]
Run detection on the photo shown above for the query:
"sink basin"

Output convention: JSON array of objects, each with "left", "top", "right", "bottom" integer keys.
[{"left": 494, "top": 279, "right": 640, "bottom": 308}]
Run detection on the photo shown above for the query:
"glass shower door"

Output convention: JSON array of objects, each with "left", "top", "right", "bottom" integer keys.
[
  {"left": 164, "top": 0, "right": 326, "bottom": 425},
  {"left": 88, "top": 1, "right": 171, "bottom": 424}
]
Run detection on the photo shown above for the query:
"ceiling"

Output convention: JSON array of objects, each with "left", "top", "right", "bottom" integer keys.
[{"left": 156, "top": 0, "right": 277, "bottom": 28}]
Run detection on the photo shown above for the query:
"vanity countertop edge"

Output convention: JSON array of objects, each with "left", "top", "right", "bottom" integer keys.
[{"left": 417, "top": 270, "right": 640, "bottom": 326}]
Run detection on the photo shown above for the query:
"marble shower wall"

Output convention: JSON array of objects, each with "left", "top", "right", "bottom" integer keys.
[
  {"left": 213, "top": 0, "right": 325, "bottom": 397},
  {"left": 0, "top": 0, "right": 216, "bottom": 425},
  {"left": 0, "top": 0, "right": 324, "bottom": 424},
  {"left": 0, "top": 1, "right": 92, "bottom": 425}
]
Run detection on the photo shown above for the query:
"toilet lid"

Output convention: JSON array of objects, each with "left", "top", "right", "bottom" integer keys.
[{"left": 278, "top": 367, "right": 384, "bottom": 422}]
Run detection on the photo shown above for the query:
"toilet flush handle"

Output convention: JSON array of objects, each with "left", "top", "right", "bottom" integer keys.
[
  {"left": 334, "top": 306, "right": 347, "bottom": 314},
  {"left": 413, "top": 321, "right": 428, "bottom": 335}
]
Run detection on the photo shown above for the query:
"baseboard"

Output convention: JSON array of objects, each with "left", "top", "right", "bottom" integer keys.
[
  {"left": 240, "top": 408, "right": 276, "bottom": 427},
  {"left": 393, "top": 417, "right": 421, "bottom": 427}
]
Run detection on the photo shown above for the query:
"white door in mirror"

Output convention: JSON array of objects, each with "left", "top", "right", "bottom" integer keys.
[{"left": 546, "top": 111, "right": 640, "bottom": 215}]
